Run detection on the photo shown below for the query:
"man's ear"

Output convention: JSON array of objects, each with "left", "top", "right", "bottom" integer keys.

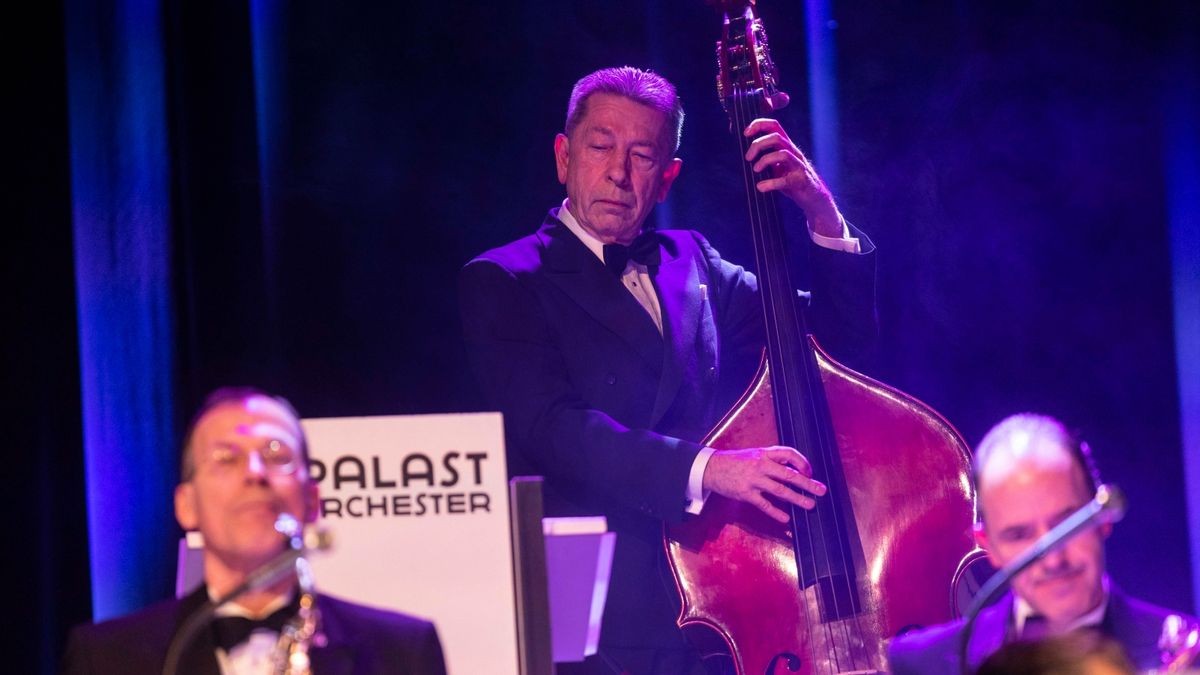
[
  {"left": 554, "top": 133, "right": 570, "bottom": 185},
  {"left": 657, "top": 157, "right": 682, "bottom": 202},
  {"left": 175, "top": 483, "right": 198, "bottom": 531},
  {"left": 974, "top": 521, "right": 1002, "bottom": 569}
]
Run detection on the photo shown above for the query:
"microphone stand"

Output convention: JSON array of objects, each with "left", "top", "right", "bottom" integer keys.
[
  {"left": 161, "top": 515, "right": 330, "bottom": 675},
  {"left": 956, "top": 484, "right": 1126, "bottom": 675}
]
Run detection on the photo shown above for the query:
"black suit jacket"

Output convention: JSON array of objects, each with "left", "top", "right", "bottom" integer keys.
[
  {"left": 459, "top": 209, "right": 875, "bottom": 656},
  {"left": 61, "top": 586, "right": 447, "bottom": 675},
  {"left": 887, "top": 586, "right": 1187, "bottom": 674}
]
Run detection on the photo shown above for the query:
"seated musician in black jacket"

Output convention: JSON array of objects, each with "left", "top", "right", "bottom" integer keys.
[{"left": 62, "top": 387, "right": 448, "bottom": 675}]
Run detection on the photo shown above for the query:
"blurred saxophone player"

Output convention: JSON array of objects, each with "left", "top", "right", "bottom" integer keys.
[{"left": 62, "top": 387, "right": 448, "bottom": 675}]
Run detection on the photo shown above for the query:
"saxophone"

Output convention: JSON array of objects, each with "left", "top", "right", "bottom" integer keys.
[
  {"left": 161, "top": 515, "right": 332, "bottom": 675},
  {"left": 271, "top": 523, "right": 331, "bottom": 675}
]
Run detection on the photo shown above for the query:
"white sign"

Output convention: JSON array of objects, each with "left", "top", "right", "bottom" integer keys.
[{"left": 302, "top": 412, "right": 517, "bottom": 675}]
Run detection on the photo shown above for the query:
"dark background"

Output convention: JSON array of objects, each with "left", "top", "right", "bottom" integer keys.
[{"left": 11, "top": 1, "right": 1197, "bottom": 671}]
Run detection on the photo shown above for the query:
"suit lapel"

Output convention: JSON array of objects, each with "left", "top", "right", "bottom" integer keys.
[
  {"left": 967, "top": 594, "right": 1014, "bottom": 671},
  {"left": 308, "top": 597, "right": 357, "bottom": 675},
  {"left": 1101, "top": 585, "right": 1162, "bottom": 668},
  {"left": 539, "top": 216, "right": 663, "bottom": 371},
  {"left": 173, "top": 586, "right": 223, "bottom": 675},
  {"left": 648, "top": 240, "right": 700, "bottom": 426}
]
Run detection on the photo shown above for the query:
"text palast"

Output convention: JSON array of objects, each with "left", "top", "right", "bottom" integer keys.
[{"left": 308, "top": 451, "right": 489, "bottom": 491}]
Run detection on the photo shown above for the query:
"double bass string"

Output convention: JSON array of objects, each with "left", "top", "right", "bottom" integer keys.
[
  {"left": 757, "top": 97, "right": 870, "bottom": 671},
  {"left": 736, "top": 81, "right": 870, "bottom": 671},
  {"left": 733, "top": 85, "right": 841, "bottom": 674},
  {"left": 738, "top": 86, "right": 845, "bottom": 675},
  {"left": 730, "top": 85, "right": 819, "bottom": 674}
]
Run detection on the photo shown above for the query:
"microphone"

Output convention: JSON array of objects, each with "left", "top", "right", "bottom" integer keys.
[
  {"left": 956, "top": 484, "right": 1126, "bottom": 675},
  {"left": 161, "top": 514, "right": 332, "bottom": 675},
  {"left": 233, "top": 514, "right": 332, "bottom": 596}
]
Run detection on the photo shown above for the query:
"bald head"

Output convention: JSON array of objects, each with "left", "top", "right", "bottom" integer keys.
[{"left": 974, "top": 413, "right": 1097, "bottom": 523}]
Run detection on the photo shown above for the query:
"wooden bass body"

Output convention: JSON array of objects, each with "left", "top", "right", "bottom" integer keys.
[{"left": 666, "top": 339, "right": 977, "bottom": 674}]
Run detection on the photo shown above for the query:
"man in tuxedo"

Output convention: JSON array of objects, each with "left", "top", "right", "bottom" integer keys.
[
  {"left": 888, "top": 413, "right": 1196, "bottom": 673},
  {"left": 62, "top": 387, "right": 447, "bottom": 675},
  {"left": 459, "top": 66, "right": 875, "bottom": 674}
]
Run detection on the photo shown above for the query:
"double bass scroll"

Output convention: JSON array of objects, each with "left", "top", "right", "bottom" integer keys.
[{"left": 664, "top": 3, "right": 979, "bottom": 674}]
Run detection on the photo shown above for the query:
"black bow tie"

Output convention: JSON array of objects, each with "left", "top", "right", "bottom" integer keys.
[
  {"left": 1020, "top": 614, "right": 1050, "bottom": 641},
  {"left": 602, "top": 231, "right": 661, "bottom": 276},
  {"left": 211, "top": 603, "right": 297, "bottom": 651}
]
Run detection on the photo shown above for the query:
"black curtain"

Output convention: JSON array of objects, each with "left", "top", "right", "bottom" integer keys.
[{"left": 8, "top": 1, "right": 88, "bottom": 670}]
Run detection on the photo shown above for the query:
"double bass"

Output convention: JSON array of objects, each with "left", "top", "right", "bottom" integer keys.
[{"left": 665, "top": 3, "right": 979, "bottom": 673}]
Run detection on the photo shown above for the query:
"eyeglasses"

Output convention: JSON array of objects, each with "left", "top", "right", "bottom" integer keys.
[{"left": 199, "top": 439, "right": 299, "bottom": 477}]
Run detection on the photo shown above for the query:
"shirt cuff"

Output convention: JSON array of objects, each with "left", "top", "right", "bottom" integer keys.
[
  {"left": 808, "top": 214, "right": 861, "bottom": 254},
  {"left": 685, "top": 447, "right": 717, "bottom": 515}
]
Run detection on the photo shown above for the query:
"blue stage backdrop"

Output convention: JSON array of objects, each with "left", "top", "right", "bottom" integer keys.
[{"left": 65, "top": 0, "right": 178, "bottom": 620}]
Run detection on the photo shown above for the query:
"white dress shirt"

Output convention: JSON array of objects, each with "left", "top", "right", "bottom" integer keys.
[{"left": 211, "top": 591, "right": 294, "bottom": 675}]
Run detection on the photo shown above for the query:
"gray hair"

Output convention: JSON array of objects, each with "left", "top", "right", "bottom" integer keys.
[
  {"left": 973, "top": 413, "right": 1101, "bottom": 511},
  {"left": 565, "top": 66, "right": 685, "bottom": 154}
]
